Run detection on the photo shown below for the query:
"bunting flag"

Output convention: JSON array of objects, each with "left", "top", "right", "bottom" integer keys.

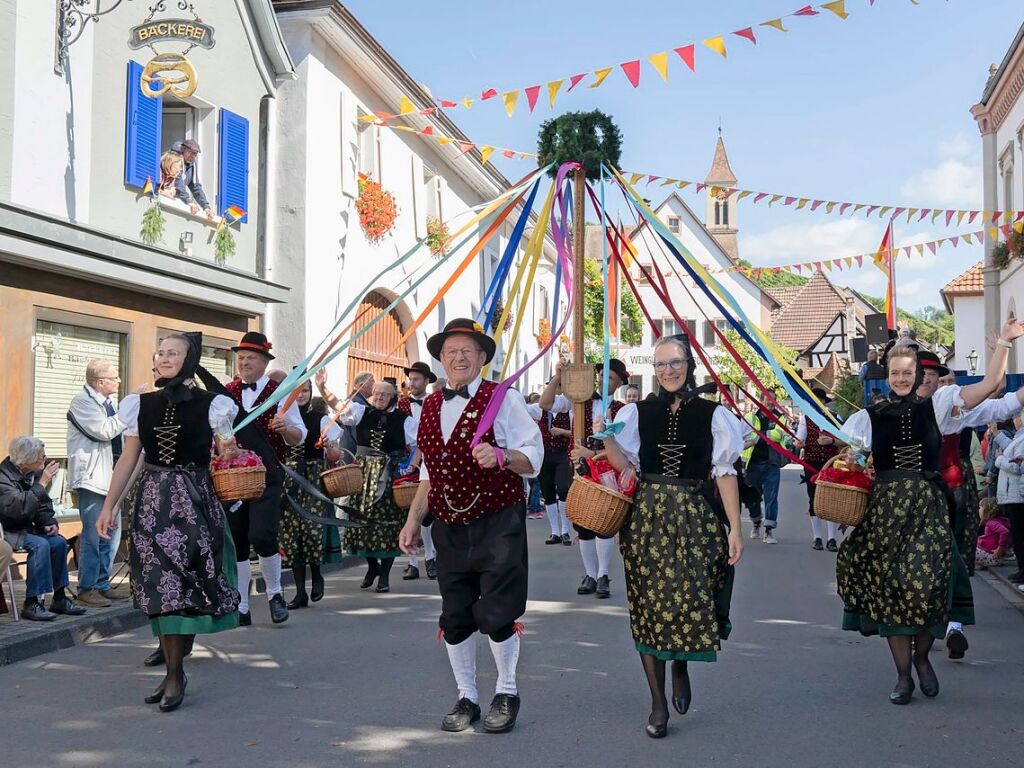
[
  {"left": 141, "top": 177, "right": 154, "bottom": 197},
  {"left": 369, "top": 0, "right": 886, "bottom": 122}
]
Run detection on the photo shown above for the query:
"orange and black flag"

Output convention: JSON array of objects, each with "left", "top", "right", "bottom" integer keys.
[{"left": 872, "top": 220, "right": 896, "bottom": 330}]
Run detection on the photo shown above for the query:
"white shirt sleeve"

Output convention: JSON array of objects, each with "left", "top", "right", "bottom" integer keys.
[
  {"left": 209, "top": 395, "right": 239, "bottom": 435},
  {"left": 711, "top": 407, "right": 744, "bottom": 478},
  {"left": 277, "top": 397, "right": 308, "bottom": 444},
  {"left": 493, "top": 389, "right": 544, "bottom": 478},
  {"left": 932, "top": 385, "right": 968, "bottom": 436},
  {"left": 842, "top": 408, "right": 872, "bottom": 450},
  {"left": 319, "top": 415, "right": 342, "bottom": 443},
  {"left": 117, "top": 394, "right": 141, "bottom": 438},
  {"left": 609, "top": 403, "right": 640, "bottom": 470},
  {"left": 549, "top": 393, "right": 571, "bottom": 414},
  {"left": 339, "top": 401, "right": 366, "bottom": 426},
  {"left": 959, "top": 391, "right": 1022, "bottom": 428},
  {"left": 403, "top": 414, "right": 418, "bottom": 449},
  {"left": 796, "top": 414, "right": 808, "bottom": 443},
  {"left": 525, "top": 402, "right": 543, "bottom": 421}
]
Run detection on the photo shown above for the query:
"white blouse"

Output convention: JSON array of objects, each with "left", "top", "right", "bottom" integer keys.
[
  {"left": 842, "top": 384, "right": 966, "bottom": 450},
  {"left": 609, "top": 401, "right": 745, "bottom": 478},
  {"left": 118, "top": 393, "right": 238, "bottom": 438},
  {"left": 317, "top": 415, "right": 343, "bottom": 444},
  {"left": 341, "top": 401, "right": 418, "bottom": 448}
]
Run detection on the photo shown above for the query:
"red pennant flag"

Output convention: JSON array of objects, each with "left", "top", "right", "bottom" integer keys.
[
  {"left": 950, "top": 236, "right": 960, "bottom": 247},
  {"left": 919, "top": 209, "right": 930, "bottom": 221},
  {"left": 927, "top": 241, "right": 937, "bottom": 255},
  {"left": 945, "top": 210, "right": 955, "bottom": 226},
  {"left": 855, "top": 255, "right": 864, "bottom": 267},
  {"left": 1001, "top": 225, "right": 1012, "bottom": 236},
  {"left": 867, "top": 205, "right": 879, "bottom": 217},
  {"left": 793, "top": 5, "right": 819, "bottom": 15},
  {"left": 784, "top": 196, "right": 796, "bottom": 206},
  {"left": 813, "top": 261, "right": 822, "bottom": 271},
  {"left": 839, "top": 203, "right": 852, "bottom": 215},
  {"left": 502, "top": 149, "right": 516, "bottom": 158},
  {"left": 754, "top": 192, "right": 768, "bottom": 204},
  {"left": 1016, "top": 212, "right": 1024, "bottom": 222},
  {"left": 419, "top": 126, "right": 434, "bottom": 136},
  {"left": 967, "top": 210, "right": 979, "bottom": 224},
  {"left": 794, "top": 264, "right": 803, "bottom": 273},
  {"left": 373, "top": 110, "right": 392, "bottom": 119},
  {"left": 674, "top": 44, "right": 696, "bottom": 71},
  {"left": 810, "top": 200, "right": 824, "bottom": 211},
  {"left": 892, "top": 207, "right": 905, "bottom": 219},
  {"left": 566, "top": 73, "right": 587, "bottom": 92},
  {"left": 647, "top": 175, "right": 660, "bottom": 184},
  {"left": 481, "top": 88, "right": 498, "bottom": 100},
  {"left": 991, "top": 211, "right": 1001, "bottom": 224},
  {"left": 418, "top": 107, "right": 436, "bottom": 116},
  {"left": 733, "top": 27, "right": 757, "bottom": 44},
  {"left": 439, "top": 99, "right": 458, "bottom": 108},
  {"left": 524, "top": 85, "right": 541, "bottom": 112},
  {"left": 457, "top": 141, "right": 475, "bottom": 156},
  {"left": 620, "top": 60, "right": 642, "bottom": 88},
  {"left": 695, "top": 183, "right": 707, "bottom": 193}
]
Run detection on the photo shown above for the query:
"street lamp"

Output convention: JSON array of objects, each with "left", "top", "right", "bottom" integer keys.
[{"left": 967, "top": 348, "right": 979, "bottom": 375}]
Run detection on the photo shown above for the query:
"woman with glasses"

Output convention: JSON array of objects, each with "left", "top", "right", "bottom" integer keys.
[
  {"left": 96, "top": 332, "right": 240, "bottom": 712},
  {"left": 598, "top": 334, "right": 744, "bottom": 739},
  {"left": 338, "top": 380, "right": 417, "bottom": 593}
]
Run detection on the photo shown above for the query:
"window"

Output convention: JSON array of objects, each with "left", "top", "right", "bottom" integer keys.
[
  {"left": 423, "top": 164, "right": 442, "bottom": 220},
  {"left": 161, "top": 105, "right": 195, "bottom": 155},
  {"left": 704, "top": 319, "right": 727, "bottom": 347},
  {"left": 124, "top": 60, "right": 162, "bottom": 189},
  {"left": 357, "top": 111, "right": 378, "bottom": 180},
  {"left": 714, "top": 201, "right": 720, "bottom": 226},
  {"left": 217, "top": 108, "right": 249, "bottom": 221},
  {"left": 658, "top": 318, "right": 680, "bottom": 337},
  {"left": 33, "top": 319, "right": 127, "bottom": 459},
  {"left": 685, "top": 319, "right": 697, "bottom": 338},
  {"left": 668, "top": 216, "right": 680, "bottom": 234}
]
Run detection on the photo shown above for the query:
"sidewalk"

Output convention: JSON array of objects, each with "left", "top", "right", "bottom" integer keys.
[
  {"left": 984, "top": 561, "right": 1024, "bottom": 615},
  {"left": 0, "top": 557, "right": 359, "bottom": 666}
]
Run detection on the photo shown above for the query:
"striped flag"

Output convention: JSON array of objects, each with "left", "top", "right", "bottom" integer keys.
[
  {"left": 872, "top": 221, "right": 897, "bottom": 330},
  {"left": 141, "top": 177, "right": 154, "bottom": 197}
]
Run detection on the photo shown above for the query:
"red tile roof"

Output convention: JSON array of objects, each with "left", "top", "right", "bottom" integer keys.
[
  {"left": 769, "top": 271, "right": 848, "bottom": 352},
  {"left": 941, "top": 260, "right": 984, "bottom": 295}
]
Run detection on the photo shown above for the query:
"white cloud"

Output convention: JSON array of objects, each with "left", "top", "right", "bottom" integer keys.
[
  {"left": 899, "top": 134, "right": 982, "bottom": 209},
  {"left": 938, "top": 133, "right": 974, "bottom": 160},
  {"left": 742, "top": 218, "right": 885, "bottom": 265}
]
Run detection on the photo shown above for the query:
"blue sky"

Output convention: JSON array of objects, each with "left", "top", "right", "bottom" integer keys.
[{"left": 344, "top": 0, "right": 1021, "bottom": 310}]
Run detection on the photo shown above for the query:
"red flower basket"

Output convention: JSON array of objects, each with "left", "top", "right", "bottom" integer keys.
[
  {"left": 812, "top": 456, "right": 871, "bottom": 526},
  {"left": 210, "top": 450, "right": 266, "bottom": 502},
  {"left": 356, "top": 175, "right": 398, "bottom": 245}
]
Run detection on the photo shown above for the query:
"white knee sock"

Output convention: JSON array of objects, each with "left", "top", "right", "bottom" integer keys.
[
  {"left": 236, "top": 559, "right": 251, "bottom": 614},
  {"left": 445, "top": 636, "right": 478, "bottom": 704},
  {"left": 409, "top": 554, "right": 419, "bottom": 567},
  {"left": 826, "top": 521, "right": 840, "bottom": 541},
  {"left": 259, "top": 553, "right": 282, "bottom": 598},
  {"left": 596, "top": 537, "right": 616, "bottom": 578},
  {"left": 558, "top": 501, "right": 571, "bottom": 536},
  {"left": 579, "top": 538, "right": 598, "bottom": 579},
  {"left": 489, "top": 634, "right": 521, "bottom": 696},
  {"left": 422, "top": 523, "right": 436, "bottom": 561},
  {"left": 810, "top": 517, "right": 824, "bottom": 540},
  {"left": 546, "top": 503, "right": 560, "bottom": 536},
  {"left": 946, "top": 621, "right": 963, "bottom": 635}
]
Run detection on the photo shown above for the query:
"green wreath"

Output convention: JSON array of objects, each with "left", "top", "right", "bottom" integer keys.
[{"left": 537, "top": 110, "right": 623, "bottom": 180}]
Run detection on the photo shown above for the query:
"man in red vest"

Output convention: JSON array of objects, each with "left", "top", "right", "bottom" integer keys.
[
  {"left": 224, "top": 332, "right": 306, "bottom": 626},
  {"left": 400, "top": 318, "right": 543, "bottom": 735}
]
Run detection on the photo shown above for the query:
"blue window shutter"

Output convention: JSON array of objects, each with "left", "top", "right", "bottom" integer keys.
[
  {"left": 123, "top": 61, "right": 162, "bottom": 189},
  {"left": 218, "top": 108, "right": 249, "bottom": 222}
]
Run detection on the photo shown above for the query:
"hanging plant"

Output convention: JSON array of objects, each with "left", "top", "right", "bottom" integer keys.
[
  {"left": 139, "top": 203, "right": 166, "bottom": 245},
  {"left": 536, "top": 317, "right": 552, "bottom": 347},
  {"left": 425, "top": 215, "right": 450, "bottom": 257},
  {"left": 1009, "top": 230, "right": 1024, "bottom": 259},
  {"left": 993, "top": 241, "right": 1011, "bottom": 270},
  {"left": 214, "top": 225, "right": 236, "bottom": 265},
  {"left": 489, "top": 297, "right": 514, "bottom": 333},
  {"left": 356, "top": 174, "right": 398, "bottom": 244}
]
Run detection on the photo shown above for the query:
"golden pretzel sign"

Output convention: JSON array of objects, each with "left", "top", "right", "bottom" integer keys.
[{"left": 140, "top": 53, "right": 197, "bottom": 99}]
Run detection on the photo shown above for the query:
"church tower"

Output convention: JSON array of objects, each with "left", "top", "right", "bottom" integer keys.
[{"left": 704, "top": 131, "right": 739, "bottom": 262}]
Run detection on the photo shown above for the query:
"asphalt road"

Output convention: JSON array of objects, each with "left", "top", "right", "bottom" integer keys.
[{"left": 6, "top": 468, "right": 1024, "bottom": 768}]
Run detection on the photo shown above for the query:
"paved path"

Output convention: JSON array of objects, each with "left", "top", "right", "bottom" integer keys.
[{"left": 5, "top": 469, "right": 1024, "bottom": 768}]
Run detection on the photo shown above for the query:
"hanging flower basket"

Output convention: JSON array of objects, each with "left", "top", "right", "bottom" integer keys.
[
  {"left": 1009, "top": 230, "right": 1024, "bottom": 259},
  {"left": 426, "top": 216, "right": 450, "bottom": 257},
  {"left": 536, "top": 317, "right": 552, "bottom": 347},
  {"left": 356, "top": 174, "right": 398, "bottom": 245},
  {"left": 490, "top": 297, "right": 513, "bottom": 333}
]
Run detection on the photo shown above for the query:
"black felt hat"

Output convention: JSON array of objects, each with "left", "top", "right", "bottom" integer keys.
[
  {"left": 917, "top": 350, "right": 950, "bottom": 378},
  {"left": 427, "top": 318, "right": 496, "bottom": 364},
  {"left": 403, "top": 361, "right": 438, "bottom": 384},
  {"left": 595, "top": 358, "right": 630, "bottom": 385},
  {"left": 232, "top": 331, "right": 275, "bottom": 360}
]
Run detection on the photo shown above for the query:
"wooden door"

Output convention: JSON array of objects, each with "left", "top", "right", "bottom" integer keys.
[{"left": 346, "top": 291, "right": 410, "bottom": 389}]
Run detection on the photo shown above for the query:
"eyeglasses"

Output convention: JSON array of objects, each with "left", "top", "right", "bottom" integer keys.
[
  {"left": 155, "top": 350, "right": 184, "bottom": 359},
  {"left": 441, "top": 348, "right": 482, "bottom": 361},
  {"left": 653, "top": 358, "right": 689, "bottom": 372}
]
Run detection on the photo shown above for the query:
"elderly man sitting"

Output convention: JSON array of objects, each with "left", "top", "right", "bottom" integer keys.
[{"left": 0, "top": 437, "right": 87, "bottom": 621}]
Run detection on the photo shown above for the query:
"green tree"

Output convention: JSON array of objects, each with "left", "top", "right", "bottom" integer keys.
[
  {"left": 831, "top": 373, "right": 864, "bottom": 420},
  {"left": 709, "top": 328, "right": 797, "bottom": 400},
  {"left": 582, "top": 258, "right": 643, "bottom": 363},
  {"left": 737, "top": 259, "right": 808, "bottom": 289}
]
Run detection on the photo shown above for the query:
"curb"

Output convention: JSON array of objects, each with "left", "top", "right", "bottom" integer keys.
[
  {"left": 984, "top": 567, "right": 1024, "bottom": 616},
  {"left": 0, "top": 557, "right": 361, "bottom": 667}
]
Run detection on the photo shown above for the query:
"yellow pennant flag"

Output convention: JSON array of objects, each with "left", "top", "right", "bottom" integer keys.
[
  {"left": 677, "top": 181, "right": 691, "bottom": 190},
  {"left": 737, "top": 190, "right": 752, "bottom": 201},
  {"left": 956, "top": 210, "right": 966, "bottom": 225},
  {"left": 1015, "top": 221, "right": 1024, "bottom": 234},
  {"left": 853, "top": 204, "right": 866, "bottom": 214},
  {"left": 461, "top": 98, "right": 473, "bottom": 109},
  {"left": 962, "top": 233, "right": 973, "bottom": 245},
  {"left": 826, "top": 202, "right": 836, "bottom": 214},
  {"left": 795, "top": 198, "right": 809, "bottom": 210},
  {"left": 661, "top": 178, "right": 677, "bottom": 186},
  {"left": 438, "top": 136, "right": 454, "bottom": 146},
  {"left": 702, "top": 36, "right": 727, "bottom": 58},
  {"left": 648, "top": 51, "right": 670, "bottom": 82},
  {"left": 359, "top": 113, "right": 378, "bottom": 122},
  {"left": 590, "top": 67, "right": 614, "bottom": 88},
  {"left": 769, "top": 194, "right": 782, "bottom": 206},
  {"left": 629, "top": 173, "right": 644, "bottom": 185},
  {"left": 824, "top": 261, "right": 834, "bottom": 271},
  {"left": 399, "top": 96, "right": 415, "bottom": 115},
  {"left": 547, "top": 79, "right": 564, "bottom": 108},
  {"left": 879, "top": 206, "right": 891, "bottom": 218},
  {"left": 821, "top": 0, "right": 849, "bottom": 20},
  {"left": 760, "top": 18, "right": 788, "bottom": 32},
  {"left": 844, "top": 256, "right": 853, "bottom": 268},
  {"left": 915, "top": 243, "right": 925, "bottom": 255},
  {"left": 931, "top": 210, "right": 942, "bottom": 224},
  {"left": 1005, "top": 211, "right": 1015, "bottom": 223},
  {"left": 988, "top": 227, "right": 999, "bottom": 240},
  {"left": 936, "top": 238, "right": 946, "bottom": 248},
  {"left": 392, "top": 125, "right": 415, "bottom": 132},
  {"left": 982, "top": 210, "right": 991, "bottom": 221},
  {"left": 480, "top": 146, "right": 494, "bottom": 165},
  {"left": 906, "top": 208, "right": 918, "bottom": 222},
  {"left": 502, "top": 90, "right": 519, "bottom": 117}
]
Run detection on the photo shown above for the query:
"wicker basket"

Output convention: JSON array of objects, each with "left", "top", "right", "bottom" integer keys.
[
  {"left": 321, "top": 449, "right": 363, "bottom": 497},
  {"left": 210, "top": 465, "right": 266, "bottom": 502},
  {"left": 561, "top": 362, "right": 596, "bottom": 403},
  {"left": 565, "top": 476, "right": 633, "bottom": 538},
  {"left": 813, "top": 455, "right": 870, "bottom": 526},
  {"left": 392, "top": 481, "right": 420, "bottom": 509}
]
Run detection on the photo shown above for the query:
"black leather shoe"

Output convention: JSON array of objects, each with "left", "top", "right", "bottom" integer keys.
[
  {"left": 889, "top": 678, "right": 914, "bottom": 705},
  {"left": 544, "top": 535, "right": 562, "bottom": 545},
  {"left": 425, "top": 559, "right": 438, "bottom": 580},
  {"left": 561, "top": 534, "right": 572, "bottom": 546},
  {"left": 913, "top": 653, "right": 939, "bottom": 698},
  {"left": 645, "top": 712, "right": 668, "bottom": 739},
  {"left": 826, "top": 538, "right": 839, "bottom": 552},
  {"left": 403, "top": 565, "right": 420, "bottom": 580},
  {"left": 577, "top": 575, "right": 597, "bottom": 595},
  {"left": 595, "top": 575, "right": 611, "bottom": 599},
  {"left": 812, "top": 538, "right": 824, "bottom": 551},
  {"left": 287, "top": 593, "right": 309, "bottom": 610},
  {"left": 22, "top": 601, "right": 57, "bottom": 621},
  {"left": 671, "top": 661, "right": 691, "bottom": 715},
  {"left": 310, "top": 574, "right": 325, "bottom": 602},
  {"left": 441, "top": 697, "right": 481, "bottom": 732},
  {"left": 144, "top": 683, "right": 166, "bottom": 705},
  {"left": 143, "top": 647, "right": 165, "bottom": 667},
  {"left": 483, "top": 693, "right": 520, "bottom": 733},
  {"left": 238, "top": 610, "right": 252, "bottom": 626},
  {"left": 49, "top": 596, "right": 87, "bottom": 616},
  {"left": 159, "top": 673, "right": 187, "bottom": 713},
  {"left": 269, "top": 594, "right": 289, "bottom": 624},
  {"left": 946, "top": 628, "right": 968, "bottom": 660},
  {"left": 375, "top": 580, "right": 391, "bottom": 593},
  {"left": 360, "top": 566, "right": 379, "bottom": 589}
]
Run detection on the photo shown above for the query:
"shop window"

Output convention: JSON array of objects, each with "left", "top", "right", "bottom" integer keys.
[{"left": 33, "top": 320, "right": 127, "bottom": 459}]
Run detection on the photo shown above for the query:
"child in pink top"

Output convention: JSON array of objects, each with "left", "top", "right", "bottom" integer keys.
[{"left": 976, "top": 498, "right": 1012, "bottom": 568}]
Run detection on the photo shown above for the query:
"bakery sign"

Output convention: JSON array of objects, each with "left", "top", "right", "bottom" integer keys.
[{"left": 128, "top": 7, "right": 216, "bottom": 100}]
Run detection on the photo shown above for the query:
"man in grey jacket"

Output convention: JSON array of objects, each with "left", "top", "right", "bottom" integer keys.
[
  {"left": 66, "top": 359, "right": 128, "bottom": 606},
  {"left": 172, "top": 139, "right": 213, "bottom": 219}
]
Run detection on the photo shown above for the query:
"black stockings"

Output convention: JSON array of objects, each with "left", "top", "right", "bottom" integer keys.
[
  {"left": 161, "top": 634, "right": 192, "bottom": 697},
  {"left": 377, "top": 557, "right": 395, "bottom": 587},
  {"left": 886, "top": 636, "right": 914, "bottom": 695},
  {"left": 912, "top": 632, "right": 937, "bottom": 684},
  {"left": 639, "top": 653, "right": 668, "bottom": 727},
  {"left": 292, "top": 564, "right": 307, "bottom": 597}
]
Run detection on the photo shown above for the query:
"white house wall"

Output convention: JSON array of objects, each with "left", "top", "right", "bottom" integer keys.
[{"left": 951, "top": 294, "right": 986, "bottom": 371}]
